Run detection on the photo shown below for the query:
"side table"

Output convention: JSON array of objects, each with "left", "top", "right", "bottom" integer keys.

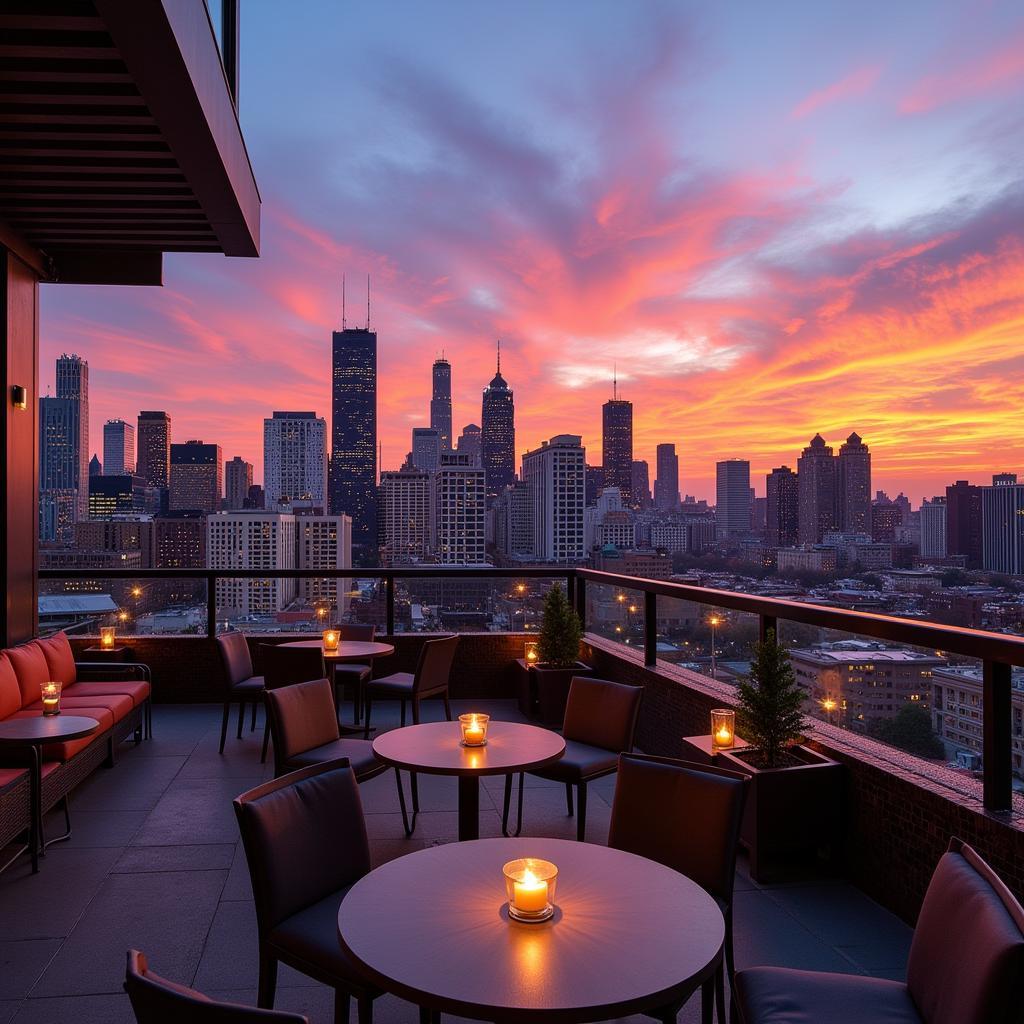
[
  {"left": 81, "top": 645, "right": 133, "bottom": 663},
  {"left": 681, "top": 734, "right": 751, "bottom": 766}
]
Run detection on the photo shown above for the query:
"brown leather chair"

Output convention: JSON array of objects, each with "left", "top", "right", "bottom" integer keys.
[
  {"left": 216, "top": 631, "right": 265, "bottom": 755},
  {"left": 265, "top": 678, "right": 385, "bottom": 783},
  {"left": 362, "top": 634, "right": 458, "bottom": 737},
  {"left": 233, "top": 759, "right": 382, "bottom": 1024},
  {"left": 125, "top": 949, "right": 307, "bottom": 1022},
  {"left": 610, "top": 754, "right": 747, "bottom": 1024},
  {"left": 258, "top": 645, "right": 328, "bottom": 764},
  {"left": 733, "top": 837, "right": 1024, "bottom": 1024},
  {"left": 331, "top": 624, "right": 376, "bottom": 724},
  {"left": 502, "top": 675, "right": 643, "bottom": 842}
]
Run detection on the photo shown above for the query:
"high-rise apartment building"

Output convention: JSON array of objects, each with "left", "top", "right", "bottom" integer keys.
[
  {"left": 431, "top": 452, "right": 486, "bottom": 564},
  {"left": 170, "top": 440, "right": 222, "bottom": 513},
  {"left": 797, "top": 434, "right": 837, "bottom": 544},
  {"left": 766, "top": 466, "right": 799, "bottom": 547},
  {"left": 207, "top": 511, "right": 297, "bottom": 617},
  {"left": 920, "top": 497, "right": 947, "bottom": 559},
  {"left": 481, "top": 344, "right": 515, "bottom": 501},
  {"left": 154, "top": 511, "right": 206, "bottom": 568},
  {"left": 456, "top": 423, "right": 481, "bottom": 464},
  {"left": 264, "top": 411, "right": 326, "bottom": 510},
  {"left": 837, "top": 432, "right": 871, "bottom": 533},
  {"left": 631, "top": 460, "right": 651, "bottom": 509},
  {"left": 378, "top": 465, "right": 431, "bottom": 565},
  {"left": 39, "top": 396, "right": 82, "bottom": 542},
  {"left": 521, "top": 435, "right": 586, "bottom": 564},
  {"left": 715, "top": 459, "right": 752, "bottom": 540},
  {"left": 430, "top": 357, "right": 452, "bottom": 450},
  {"left": 654, "top": 443, "right": 680, "bottom": 511},
  {"left": 297, "top": 514, "right": 352, "bottom": 609},
  {"left": 330, "top": 326, "right": 377, "bottom": 552},
  {"left": 137, "top": 411, "right": 171, "bottom": 488},
  {"left": 410, "top": 427, "right": 442, "bottom": 474},
  {"left": 585, "top": 464, "right": 605, "bottom": 507},
  {"left": 225, "top": 456, "right": 253, "bottom": 510},
  {"left": 602, "top": 386, "right": 632, "bottom": 502},
  {"left": 982, "top": 480, "right": 1024, "bottom": 573},
  {"left": 88, "top": 474, "right": 140, "bottom": 518},
  {"left": 55, "top": 353, "right": 89, "bottom": 520},
  {"left": 493, "top": 481, "right": 533, "bottom": 561},
  {"left": 946, "top": 480, "right": 983, "bottom": 569},
  {"left": 102, "top": 419, "right": 135, "bottom": 476}
]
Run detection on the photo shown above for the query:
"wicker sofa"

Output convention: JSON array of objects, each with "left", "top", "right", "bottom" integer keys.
[{"left": 0, "top": 631, "right": 151, "bottom": 863}]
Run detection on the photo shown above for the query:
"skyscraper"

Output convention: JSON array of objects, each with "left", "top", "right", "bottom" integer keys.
[
  {"left": 431, "top": 452, "right": 486, "bottom": 564},
  {"left": 481, "top": 342, "right": 515, "bottom": 502},
  {"left": 225, "top": 456, "right": 253, "bottom": 510},
  {"left": 89, "top": 454, "right": 101, "bottom": 476},
  {"left": 330, "top": 325, "right": 377, "bottom": 553},
  {"left": 378, "top": 464, "right": 431, "bottom": 565},
  {"left": 837, "top": 432, "right": 871, "bottom": 533},
  {"left": 55, "top": 353, "right": 89, "bottom": 520},
  {"left": 39, "top": 397, "right": 81, "bottom": 543},
  {"left": 456, "top": 423, "right": 481, "bottom": 464},
  {"left": 654, "top": 443, "right": 681, "bottom": 511},
  {"left": 410, "top": 427, "right": 442, "bottom": 474},
  {"left": 208, "top": 512, "right": 297, "bottom": 617},
  {"left": 522, "top": 435, "right": 586, "bottom": 563},
  {"left": 602, "top": 381, "right": 633, "bottom": 502},
  {"left": 920, "top": 497, "right": 947, "bottom": 559},
  {"left": 716, "top": 459, "right": 752, "bottom": 540},
  {"left": 631, "top": 460, "right": 651, "bottom": 509},
  {"left": 103, "top": 419, "right": 135, "bottom": 476},
  {"left": 982, "top": 481, "right": 1024, "bottom": 573},
  {"left": 137, "top": 411, "right": 171, "bottom": 488},
  {"left": 430, "top": 356, "right": 452, "bottom": 450},
  {"left": 797, "top": 434, "right": 837, "bottom": 544},
  {"left": 946, "top": 480, "right": 983, "bottom": 569},
  {"left": 264, "top": 411, "right": 327, "bottom": 510},
  {"left": 585, "top": 464, "right": 605, "bottom": 507},
  {"left": 170, "top": 440, "right": 222, "bottom": 513},
  {"left": 766, "top": 466, "right": 799, "bottom": 547}
]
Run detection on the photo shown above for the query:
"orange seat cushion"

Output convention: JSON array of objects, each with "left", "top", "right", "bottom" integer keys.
[
  {"left": 0, "top": 654, "right": 20, "bottom": 720},
  {"left": 7, "top": 643, "right": 52, "bottom": 709},
  {"left": 10, "top": 708, "right": 110, "bottom": 762},
  {"left": 36, "top": 633, "right": 78, "bottom": 687},
  {"left": 0, "top": 767, "right": 27, "bottom": 789},
  {"left": 26, "top": 692, "right": 134, "bottom": 723},
  {"left": 70, "top": 679, "right": 151, "bottom": 707}
]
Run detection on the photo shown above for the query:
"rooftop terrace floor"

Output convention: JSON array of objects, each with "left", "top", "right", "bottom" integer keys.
[{"left": 0, "top": 701, "right": 912, "bottom": 1023}]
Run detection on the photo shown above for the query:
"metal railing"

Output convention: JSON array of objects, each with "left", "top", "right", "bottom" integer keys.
[{"left": 39, "top": 565, "right": 1024, "bottom": 814}]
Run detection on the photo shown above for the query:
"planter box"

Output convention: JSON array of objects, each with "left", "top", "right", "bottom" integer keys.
[
  {"left": 531, "top": 662, "right": 593, "bottom": 727},
  {"left": 717, "top": 744, "right": 843, "bottom": 883}
]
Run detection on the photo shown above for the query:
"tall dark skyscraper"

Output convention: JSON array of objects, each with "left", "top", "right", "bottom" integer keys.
[
  {"left": 602, "top": 379, "right": 632, "bottom": 502},
  {"left": 430, "top": 356, "right": 452, "bottom": 450},
  {"left": 330, "top": 325, "right": 377, "bottom": 552},
  {"left": 766, "top": 466, "right": 799, "bottom": 546},
  {"left": 654, "top": 443, "right": 680, "bottom": 510},
  {"left": 797, "top": 433, "right": 837, "bottom": 544},
  {"left": 481, "top": 342, "right": 515, "bottom": 501},
  {"left": 55, "top": 353, "right": 89, "bottom": 520},
  {"left": 585, "top": 464, "right": 605, "bottom": 507},
  {"left": 837, "top": 432, "right": 871, "bottom": 534},
  {"left": 170, "top": 441, "right": 222, "bottom": 513},
  {"left": 137, "top": 411, "right": 171, "bottom": 488},
  {"left": 631, "top": 460, "right": 651, "bottom": 509},
  {"left": 946, "top": 479, "right": 983, "bottom": 569}
]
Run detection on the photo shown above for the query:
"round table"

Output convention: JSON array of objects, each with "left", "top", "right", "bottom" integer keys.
[
  {"left": 0, "top": 716, "right": 99, "bottom": 874},
  {"left": 372, "top": 721, "right": 565, "bottom": 842},
  {"left": 338, "top": 837, "right": 724, "bottom": 1023},
  {"left": 280, "top": 640, "right": 395, "bottom": 723}
]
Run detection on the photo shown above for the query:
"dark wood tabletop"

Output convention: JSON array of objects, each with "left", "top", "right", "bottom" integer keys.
[
  {"left": 0, "top": 715, "right": 100, "bottom": 744},
  {"left": 278, "top": 639, "right": 395, "bottom": 663},
  {"left": 337, "top": 837, "right": 724, "bottom": 1022},
  {"left": 372, "top": 721, "right": 565, "bottom": 776}
]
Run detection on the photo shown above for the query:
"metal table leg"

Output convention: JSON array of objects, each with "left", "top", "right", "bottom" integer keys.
[{"left": 457, "top": 775, "right": 480, "bottom": 842}]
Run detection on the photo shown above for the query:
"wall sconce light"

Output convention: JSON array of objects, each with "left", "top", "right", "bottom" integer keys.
[{"left": 11, "top": 385, "right": 27, "bottom": 410}]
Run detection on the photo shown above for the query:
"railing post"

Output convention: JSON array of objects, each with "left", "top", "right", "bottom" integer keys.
[
  {"left": 759, "top": 614, "right": 777, "bottom": 644},
  {"left": 206, "top": 574, "right": 217, "bottom": 638},
  {"left": 983, "top": 659, "right": 1012, "bottom": 812},
  {"left": 644, "top": 591, "right": 657, "bottom": 667},
  {"left": 576, "top": 576, "right": 586, "bottom": 631},
  {"left": 385, "top": 576, "right": 395, "bottom": 637}
]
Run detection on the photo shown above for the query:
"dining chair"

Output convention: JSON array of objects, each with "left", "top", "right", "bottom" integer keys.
[
  {"left": 258, "top": 644, "right": 327, "bottom": 764},
  {"left": 265, "top": 677, "right": 385, "bottom": 782},
  {"left": 233, "top": 759, "right": 382, "bottom": 1024},
  {"left": 609, "top": 753, "right": 748, "bottom": 1024},
  {"left": 125, "top": 949, "right": 308, "bottom": 1022},
  {"left": 733, "top": 837, "right": 1024, "bottom": 1024},
  {"left": 331, "top": 623, "right": 376, "bottom": 724},
  {"left": 216, "top": 631, "right": 265, "bottom": 755},
  {"left": 502, "top": 675, "right": 643, "bottom": 842}
]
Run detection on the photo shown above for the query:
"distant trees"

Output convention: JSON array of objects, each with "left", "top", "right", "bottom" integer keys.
[{"left": 868, "top": 704, "right": 944, "bottom": 759}]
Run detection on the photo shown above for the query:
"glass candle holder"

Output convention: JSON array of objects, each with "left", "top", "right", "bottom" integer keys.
[
  {"left": 459, "top": 713, "right": 489, "bottom": 746},
  {"left": 41, "top": 681, "right": 62, "bottom": 716},
  {"left": 503, "top": 858, "right": 557, "bottom": 923},
  {"left": 322, "top": 628, "right": 340, "bottom": 652},
  {"left": 99, "top": 626, "right": 116, "bottom": 650},
  {"left": 524, "top": 639, "right": 540, "bottom": 665},
  {"left": 711, "top": 708, "right": 736, "bottom": 750}
]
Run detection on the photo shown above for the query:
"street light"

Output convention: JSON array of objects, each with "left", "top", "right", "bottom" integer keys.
[
  {"left": 821, "top": 696, "right": 837, "bottom": 726},
  {"left": 708, "top": 614, "right": 722, "bottom": 680}
]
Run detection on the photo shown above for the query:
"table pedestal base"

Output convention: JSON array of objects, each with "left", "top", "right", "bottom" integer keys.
[{"left": 457, "top": 776, "right": 479, "bottom": 841}]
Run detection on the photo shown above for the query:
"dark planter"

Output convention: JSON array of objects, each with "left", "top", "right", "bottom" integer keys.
[
  {"left": 532, "top": 662, "right": 593, "bottom": 726},
  {"left": 718, "top": 744, "right": 843, "bottom": 883}
]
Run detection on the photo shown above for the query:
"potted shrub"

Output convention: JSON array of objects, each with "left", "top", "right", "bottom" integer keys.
[
  {"left": 530, "top": 584, "right": 592, "bottom": 726},
  {"left": 718, "top": 629, "right": 842, "bottom": 882}
]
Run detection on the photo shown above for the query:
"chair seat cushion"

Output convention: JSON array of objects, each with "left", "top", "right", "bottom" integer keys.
[
  {"left": 531, "top": 739, "right": 616, "bottom": 783},
  {"left": 286, "top": 738, "right": 382, "bottom": 780},
  {"left": 365, "top": 673, "right": 414, "bottom": 698},
  {"left": 25, "top": 692, "right": 134, "bottom": 723},
  {"left": 333, "top": 664, "right": 371, "bottom": 682},
  {"left": 270, "top": 890, "right": 378, "bottom": 995},
  {"left": 230, "top": 675, "right": 265, "bottom": 696},
  {"left": 734, "top": 967, "right": 921, "bottom": 1024},
  {"left": 68, "top": 679, "right": 151, "bottom": 707}
]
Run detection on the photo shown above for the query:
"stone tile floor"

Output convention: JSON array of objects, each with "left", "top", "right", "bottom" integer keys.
[{"left": 0, "top": 701, "right": 912, "bottom": 1023}]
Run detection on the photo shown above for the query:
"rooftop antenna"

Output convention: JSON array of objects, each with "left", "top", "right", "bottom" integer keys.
[
  {"left": 342, "top": 273, "right": 346, "bottom": 330},
  {"left": 496, "top": 338, "right": 501, "bottom": 374},
  {"left": 366, "top": 274, "right": 371, "bottom": 330},
  {"left": 613, "top": 363, "right": 618, "bottom": 401}
]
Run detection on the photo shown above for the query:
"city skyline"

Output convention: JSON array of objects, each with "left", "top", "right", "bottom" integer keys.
[{"left": 36, "top": 2, "right": 1024, "bottom": 502}]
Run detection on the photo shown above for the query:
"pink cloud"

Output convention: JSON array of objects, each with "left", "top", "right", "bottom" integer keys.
[{"left": 789, "top": 65, "right": 881, "bottom": 120}]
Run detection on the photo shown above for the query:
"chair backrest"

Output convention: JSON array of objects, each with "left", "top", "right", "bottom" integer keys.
[
  {"left": 233, "top": 759, "right": 370, "bottom": 933},
  {"left": 125, "top": 949, "right": 307, "bottom": 1022},
  {"left": 412, "top": 634, "right": 459, "bottom": 696},
  {"left": 608, "top": 753, "right": 747, "bottom": 907},
  {"left": 260, "top": 644, "right": 326, "bottom": 692},
  {"left": 906, "top": 837, "right": 1024, "bottom": 1024},
  {"left": 217, "top": 631, "right": 254, "bottom": 688},
  {"left": 562, "top": 675, "right": 643, "bottom": 752},
  {"left": 338, "top": 623, "right": 375, "bottom": 642},
  {"left": 266, "top": 678, "right": 340, "bottom": 776}
]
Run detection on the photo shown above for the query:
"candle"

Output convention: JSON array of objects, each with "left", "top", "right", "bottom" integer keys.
[
  {"left": 322, "top": 629, "right": 340, "bottom": 652},
  {"left": 459, "top": 713, "right": 489, "bottom": 746},
  {"left": 524, "top": 640, "right": 540, "bottom": 665},
  {"left": 99, "top": 626, "right": 116, "bottom": 650},
  {"left": 513, "top": 870, "right": 549, "bottom": 913},
  {"left": 503, "top": 858, "right": 557, "bottom": 922},
  {"left": 41, "top": 681, "right": 61, "bottom": 716},
  {"left": 710, "top": 708, "right": 736, "bottom": 750}
]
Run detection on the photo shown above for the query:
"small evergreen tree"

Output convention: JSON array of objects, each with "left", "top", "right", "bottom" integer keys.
[
  {"left": 736, "top": 629, "right": 805, "bottom": 768},
  {"left": 537, "top": 583, "right": 583, "bottom": 667}
]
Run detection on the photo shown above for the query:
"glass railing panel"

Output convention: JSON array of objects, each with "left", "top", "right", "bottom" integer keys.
[
  {"left": 652, "top": 597, "right": 760, "bottom": 684},
  {"left": 584, "top": 582, "right": 645, "bottom": 653}
]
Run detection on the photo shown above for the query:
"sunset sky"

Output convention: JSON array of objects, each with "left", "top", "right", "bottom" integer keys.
[{"left": 39, "top": 0, "right": 1024, "bottom": 503}]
